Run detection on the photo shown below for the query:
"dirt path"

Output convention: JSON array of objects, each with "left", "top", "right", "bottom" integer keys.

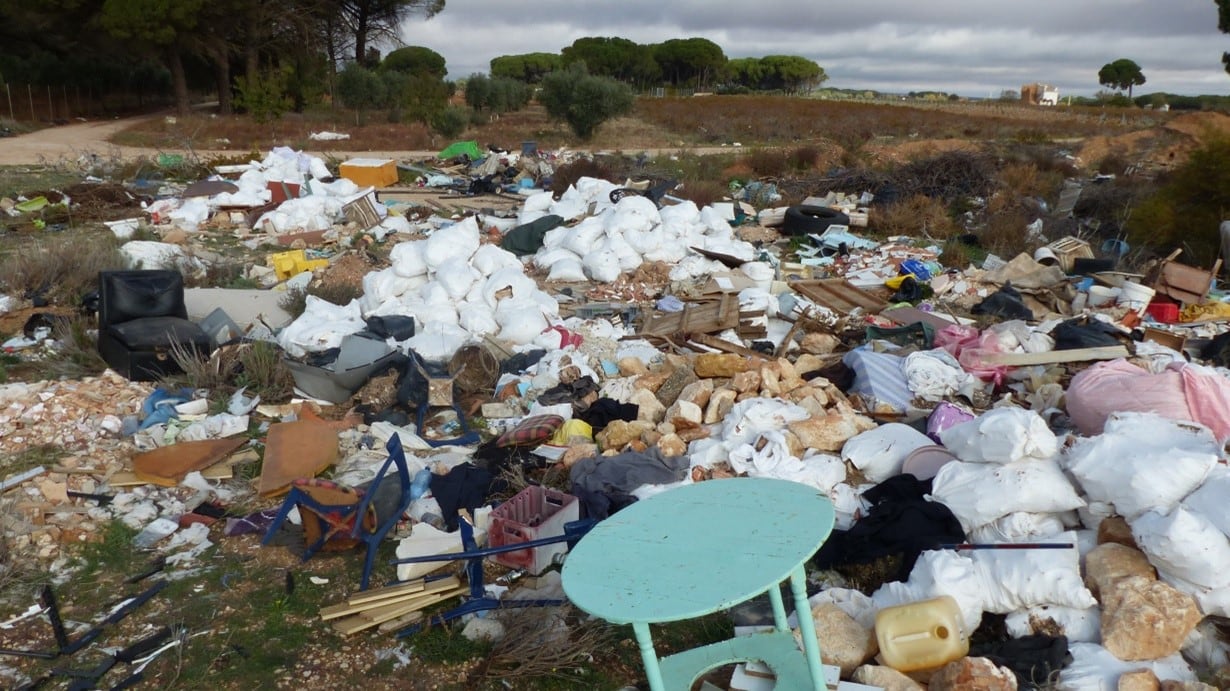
[{"left": 0, "top": 115, "right": 737, "bottom": 166}]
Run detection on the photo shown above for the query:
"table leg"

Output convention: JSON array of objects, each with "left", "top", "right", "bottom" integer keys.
[
  {"left": 767, "top": 583, "right": 789, "bottom": 632},
  {"left": 632, "top": 621, "right": 666, "bottom": 691},
  {"left": 789, "top": 564, "right": 825, "bottom": 690}
]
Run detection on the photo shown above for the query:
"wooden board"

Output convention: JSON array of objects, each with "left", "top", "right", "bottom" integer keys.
[
  {"left": 789, "top": 279, "right": 884, "bottom": 315},
  {"left": 640, "top": 294, "right": 740, "bottom": 338},
  {"left": 131, "top": 437, "right": 248, "bottom": 487},
  {"left": 331, "top": 580, "right": 466, "bottom": 635},
  {"left": 688, "top": 333, "right": 766, "bottom": 359},
  {"left": 258, "top": 418, "right": 339, "bottom": 497},
  {"left": 320, "top": 580, "right": 429, "bottom": 620},
  {"left": 982, "top": 345, "right": 1129, "bottom": 366},
  {"left": 881, "top": 306, "right": 960, "bottom": 332}
]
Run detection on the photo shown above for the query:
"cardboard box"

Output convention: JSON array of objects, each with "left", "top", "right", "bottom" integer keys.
[{"left": 339, "top": 158, "right": 397, "bottom": 188}]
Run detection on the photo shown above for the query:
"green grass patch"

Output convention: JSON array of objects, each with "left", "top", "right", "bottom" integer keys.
[
  {"left": 1, "top": 443, "right": 64, "bottom": 476},
  {"left": 76, "top": 520, "right": 140, "bottom": 580},
  {"left": 410, "top": 622, "right": 493, "bottom": 664}
]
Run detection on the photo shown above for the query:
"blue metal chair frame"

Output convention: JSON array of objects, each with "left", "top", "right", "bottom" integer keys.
[
  {"left": 262, "top": 433, "right": 415, "bottom": 590},
  {"left": 389, "top": 513, "right": 596, "bottom": 637}
]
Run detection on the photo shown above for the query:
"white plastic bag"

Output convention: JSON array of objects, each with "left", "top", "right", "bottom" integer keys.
[
  {"left": 871, "top": 550, "right": 985, "bottom": 634},
  {"left": 1005, "top": 605, "right": 1100, "bottom": 643},
  {"left": 969, "top": 533, "right": 1096, "bottom": 612},
  {"left": 1064, "top": 412, "right": 1218, "bottom": 519},
  {"left": 1131, "top": 506, "right": 1230, "bottom": 591},
  {"left": 939, "top": 406, "right": 1058, "bottom": 464},
  {"left": 389, "top": 240, "right": 428, "bottom": 277},
  {"left": 929, "top": 458, "right": 1085, "bottom": 533},
  {"left": 840, "top": 423, "right": 934, "bottom": 483},
  {"left": 1057, "top": 643, "right": 1194, "bottom": 691}
]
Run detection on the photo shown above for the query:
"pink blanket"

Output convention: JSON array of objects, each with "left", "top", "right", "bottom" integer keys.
[{"left": 1066, "top": 359, "right": 1230, "bottom": 440}]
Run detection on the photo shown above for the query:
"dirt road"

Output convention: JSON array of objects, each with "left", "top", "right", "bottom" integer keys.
[
  {"left": 0, "top": 116, "right": 454, "bottom": 165},
  {"left": 0, "top": 116, "right": 738, "bottom": 166}
]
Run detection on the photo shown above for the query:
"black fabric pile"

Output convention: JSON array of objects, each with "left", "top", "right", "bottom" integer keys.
[
  {"left": 970, "top": 634, "right": 1070, "bottom": 690},
  {"left": 810, "top": 475, "right": 965, "bottom": 582}
]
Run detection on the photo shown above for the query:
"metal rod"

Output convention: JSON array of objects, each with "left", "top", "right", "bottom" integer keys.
[{"left": 940, "top": 543, "right": 1074, "bottom": 550}]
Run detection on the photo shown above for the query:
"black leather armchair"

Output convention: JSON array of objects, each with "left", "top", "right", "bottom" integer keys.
[{"left": 96, "top": 270, "right": 212, "bottom": 381}]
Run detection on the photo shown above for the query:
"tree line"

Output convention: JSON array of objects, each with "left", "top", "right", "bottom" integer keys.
[
  {"left": 490, "top": 37, "right": 827, "bottom": 94},
  {"left": 0, "top": 0, "right": 443, "bottom": 117}
]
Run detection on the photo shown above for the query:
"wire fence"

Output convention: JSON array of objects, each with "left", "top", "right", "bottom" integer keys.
[{"left": 1, "top": 83, "right": 171, "bottom": 123}]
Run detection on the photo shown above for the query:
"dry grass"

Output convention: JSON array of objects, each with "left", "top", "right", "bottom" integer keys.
[
  {"left": 675, "top": 179, "right": 728, "bottom": 208},
  {"left": 0, "top": 231, "right": 125, "bottom": 305},
  {"left": 550, "top": 158, "right": 618, "bottom": 196},
  {"left": 278, "top": 281, "right": 366, "bottom": 320},
  {"left": 168, "top": 340, "right": 295, "bottom": 403},
  {"left": 40, "top": 316, "right": 109, "bottom": 380},
  {"left": 874, "top": 194, "right": 962, "bottom": 239},
  {"left": 468, "top": 605, "right": 617, "bottom": 686}
]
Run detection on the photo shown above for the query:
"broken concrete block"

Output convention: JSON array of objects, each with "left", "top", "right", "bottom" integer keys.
[
  {"left": 630, "top": 388, "right": 666, "bottom": 424},
  {"left": 806, "top": 603, "right": 877, "bottom": 676},
  {"left": 852, "top": 665, "right": 925, "bottom": 691},
  {"left": 801, "top": 332, "right": 840, "bottom": 355},
  {"left": 1118, "top": 669, "right": 1160, "bottom": 691},
  {"left": 618, "top": 356, "right": 649, "bottom": 376},
  {"left": 928, "top": 657, "right": 1017, "bottom": 690},
  {"left": 666, "top": 400, "right": 703, "bottom": 427},
  {"left": 1102, "top": 576, "right": 1201, "bottom": 661},
  {"left": 731, "top": 369, "right": 762, "bottom": 394},
  {"left": 1098, "top": 515, "right": 1138, "bottom": 549},
  {"left": 695, "top": 353, "right": 752, "bottom": 378},
  {"left": 787, "top": 409, "right": 877, "bottom": 452},
  {"left": 655, "top": 366, "right": 698, "bottom": 407},
  {"left": 634, "top": 368, "right": 671, "bottom": 394},
  {"left": 1085, "top": 543, "right": 1156, "bottom": 599},
  {"left": 657, "top": 433, "right": 687, "bottom": 458},
  {"left": 596, "top": 420, "right": 652, "bottom": 451},
  {"left": 703, "top": 388, "right": 737, "bottom": 424},
  {"left": 794, "top": 353, "right": 829, "bottom": 376},
  {"left": 677, "top": 379, "right": 714, "bottom": 409}
]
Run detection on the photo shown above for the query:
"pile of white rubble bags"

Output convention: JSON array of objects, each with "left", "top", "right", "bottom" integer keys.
[{"left": 270, "top": 168, "right": 1228, "bottom": 689}]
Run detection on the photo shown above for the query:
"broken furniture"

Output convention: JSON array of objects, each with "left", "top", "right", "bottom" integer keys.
[
  {"left": 96, "top": 270, "right": 213, "bottom": 381},
  {"left": 390, "top": 510, "right": 595, "bottom": 637},
  {"left": 257, "top": 413, "right": 340, "bottom": 497},
  {"left": 285, "top": 333, "right": 401, "bottom": 404},
  {"left": 262, "top": 433, "right": 414, "bottom": 590},
  {"left": 561, "top": 478, "right": 835, "bottom": 691},
  {"left": 1146, "top": 248, "right": 1222, "bottom": 306},
  {"left": 412, "top": 357, "right": 481, "bottom": 447}
]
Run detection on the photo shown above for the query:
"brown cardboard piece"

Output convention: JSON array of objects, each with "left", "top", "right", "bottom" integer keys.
[
  {"left": 132, "top": 436, "right": 248, "bottom": 487},
  {"left": 258, "top": 417, "right": 339, "bottom": 497}
]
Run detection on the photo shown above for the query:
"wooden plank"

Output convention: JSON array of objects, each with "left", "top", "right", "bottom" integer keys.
[
  {"left": 321, "top": 577, "right": 452, "bottom": 620},
  {"left": 982, "top": 345, "right": 1128, "bottom": 366},
  {"left": 881, "top": 306, "right": 960, "bottom": 332},
  {"left": 346, "top": 579, "right": 428, "bottom": 606},
  {"left": 689, "top": 333, "right": 765, "bottom": 359},
  {"left": 789, "top": 279, "right": 884, "bottom": 315},
  {"left": 331, "top": 583, "right": 467, "bottom": 635},
  {"left": 377, "top": 610, "right": 424, "bottom": 633}
]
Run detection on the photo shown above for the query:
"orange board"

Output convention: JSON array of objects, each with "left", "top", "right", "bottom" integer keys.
[
  {"left": 132, "top": 436, "right": 248, "bottom": 487},
  {"left": 258, "top": 418, "right": 339, "bottom": 497}
]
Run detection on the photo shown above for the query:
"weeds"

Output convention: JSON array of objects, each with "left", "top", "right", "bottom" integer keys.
[
  {"left": 0, "top": 232, "right": 124, "bottom": 306},
  {"left": 35, "top": 316, "right": 109, "bottom": 380},
  {"left": 167, "top": 340, "right": 294, "bottom": 403},
  {"left": 278, "top": 280, "right": 364, "bottom": 320},
  {"left": 874, "top": 194, "right": 961, "bottom": 240},
  {"left": 1, "top": 444, "right": 64, "bottom": 476},
  {"left": 675, "top": 179, "right": 727, "bottom": 208},
  {"left": 550, "top": 158, "right": 617, "bottom": 196},
  {"left": 469, "top": 606, "right": 616, "bottom": 686}
]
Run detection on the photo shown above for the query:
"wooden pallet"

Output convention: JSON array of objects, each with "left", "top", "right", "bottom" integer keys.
[{"left": 788, "top": 279, "right": 885, "bottom": 315}]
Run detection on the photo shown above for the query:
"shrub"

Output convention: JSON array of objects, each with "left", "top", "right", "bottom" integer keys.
[
  {"left": 336, "top": 63, "right": 386, "bottom": 124},
  {"left": 234, "top": 68, "right": 292, "bottom": 124},
  {"left": 550, "top": 158, "right": 616, "bottom": 197},
  {"left": 430, "top": 105, "right": 469, "bottom": 139},
  {"left": 1127, "top": 136, "right": 1230, "bottom": 265},
  {"left": 874, "top": 194, "right": 961, "bottom": 239},
  {"left": 539, "top": 63, "right": 634, "bottom": 140},
  {"left": 0, "top": 233, "right": 125, "bottom": 305}
]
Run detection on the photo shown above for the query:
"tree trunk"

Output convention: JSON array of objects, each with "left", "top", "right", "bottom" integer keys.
[
  {"left": 353, "top": 11, "right": 368, "bottom": 64},
  {"left": 167, "top": 47, "right": 190, "bottom": 117},
  {"left": 245, "top": 44, "right": 260, "bottom": 85},
  {"left": 213, "top": 45, "right": 232, "bottom": 115}
]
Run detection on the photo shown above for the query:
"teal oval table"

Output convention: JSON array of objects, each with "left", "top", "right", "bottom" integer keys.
[{"left": 561, "top": 477, "right": 836, "bottom": 691}]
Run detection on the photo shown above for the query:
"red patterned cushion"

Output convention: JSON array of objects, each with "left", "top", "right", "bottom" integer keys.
[{"left": 496, "top": 414, "right": 565, "bottom": 448}]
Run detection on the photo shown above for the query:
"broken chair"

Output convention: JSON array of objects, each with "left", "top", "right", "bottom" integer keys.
[
  {"left": 96, "top": 270, "right": 212, "bottom": 381},
  {"left": 412, "top": 357, "right": 481, "bottom": 447},
  {"left": 263, "top": 433, "right": 415, "bottom": 590}
]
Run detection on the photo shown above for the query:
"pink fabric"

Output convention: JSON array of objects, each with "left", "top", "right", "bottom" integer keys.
[
  {"left": 1067, "top": 359, "right": 1230, "bottom": 440},
  {"left": 935, "top": 325, "right": 980, "bottom": 357}
]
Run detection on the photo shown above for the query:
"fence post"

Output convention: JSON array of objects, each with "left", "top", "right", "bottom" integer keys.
[
  {"left": 47, "top": 84, "right": 53, "bottom": 120},
  {"left": 5, "top": 83, "right": 12, "bottom": 122},
  {"left": 28, "top": 83, "right": 34, "bottom": 121}
]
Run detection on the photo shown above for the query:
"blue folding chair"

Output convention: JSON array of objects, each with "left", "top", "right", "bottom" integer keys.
[{"left": 263, "top": 433, "right": 415, "bottom": 590}]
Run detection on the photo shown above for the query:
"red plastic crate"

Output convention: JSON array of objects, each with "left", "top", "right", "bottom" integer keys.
[
  {"left": 489, "top": 486, "right": 579, "bottom": 574},
  {"left": 1146, "top": 298, "right": 1179, "bottom": 324}
]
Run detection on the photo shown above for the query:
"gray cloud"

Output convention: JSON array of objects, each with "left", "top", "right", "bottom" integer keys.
[{"left": 396, "top": 0, "right": 1229, "bottom": 96}]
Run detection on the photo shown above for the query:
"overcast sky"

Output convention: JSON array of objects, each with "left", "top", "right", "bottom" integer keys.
[{"left": 397, "top": 0, "right": 1230, "bottom": 97}]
